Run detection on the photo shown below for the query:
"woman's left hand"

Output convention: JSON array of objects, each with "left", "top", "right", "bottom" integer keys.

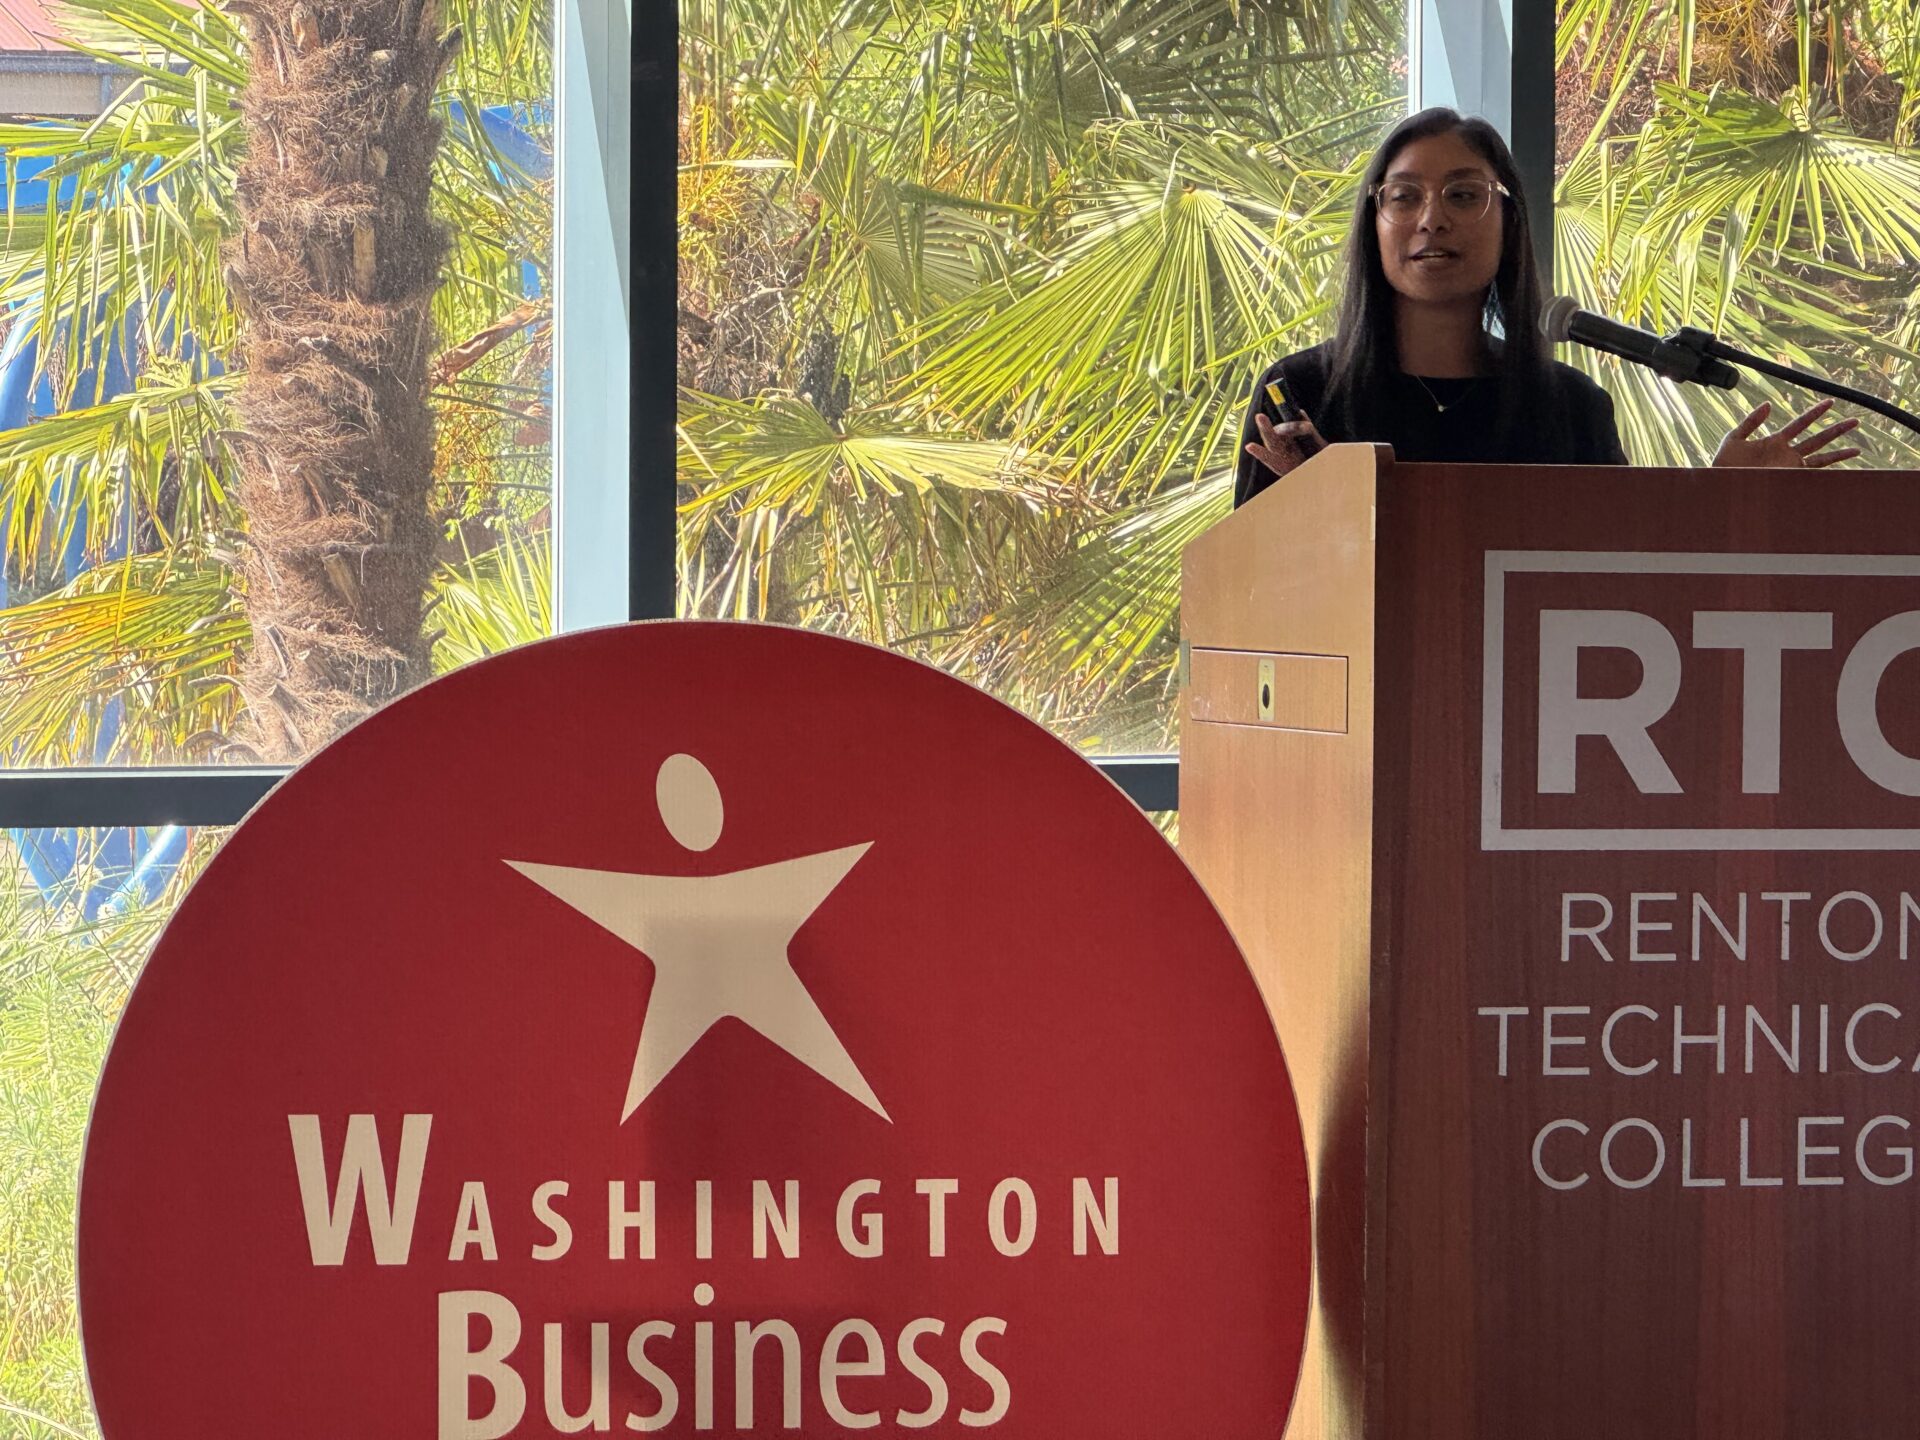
[{"left": 1712, "top": 398, "right": 1862, "bottom": 469}]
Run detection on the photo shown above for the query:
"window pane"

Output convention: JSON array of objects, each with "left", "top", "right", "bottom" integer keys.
[
  {"left": 1554, "top": 4, "right": 1920, "bottom": 470},
  {"left": 677, "top": 1, "right": 1408, "bottom": 753},
  {"left": 0, "top": 823, "right": 227, "bottom": 1437},
  {"left": 0, "top": 0, "right": 556, "bottom": 768}
]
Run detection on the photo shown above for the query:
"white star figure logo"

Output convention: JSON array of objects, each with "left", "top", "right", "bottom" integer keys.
[{"left": 507, "top": 753, "right": 889, "bottom": 1124}]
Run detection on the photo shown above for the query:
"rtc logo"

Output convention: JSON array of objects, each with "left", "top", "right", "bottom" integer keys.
[
  {"left": 79, "top": 623, "right": 1311, "bottom": 1438},
  {"left": 1483, "top": 552, "right": 1920, "bottom": 849}
]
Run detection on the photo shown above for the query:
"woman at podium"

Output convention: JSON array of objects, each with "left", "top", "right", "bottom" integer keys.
[{"left": 1235, "top": 107, "right": 1862, "bottom": 508}]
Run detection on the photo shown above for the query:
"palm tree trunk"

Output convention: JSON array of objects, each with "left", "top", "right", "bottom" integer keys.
[{"left": 225, "top": 0, "right": 459, "bottom": 760}]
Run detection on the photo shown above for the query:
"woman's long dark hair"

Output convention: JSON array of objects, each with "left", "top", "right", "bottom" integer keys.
[{"left": 1322, "top": 107, "right": 1551, "bottom": 449}]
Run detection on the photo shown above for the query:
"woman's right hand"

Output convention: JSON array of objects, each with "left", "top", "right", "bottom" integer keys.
[{"left": 1244, "top": 410, "right": 1328, "bottom": 479}]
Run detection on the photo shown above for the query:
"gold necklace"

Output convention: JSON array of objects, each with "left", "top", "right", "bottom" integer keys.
[{"left": 1410, "top": 373, "right": 1478, "bottom": 413}]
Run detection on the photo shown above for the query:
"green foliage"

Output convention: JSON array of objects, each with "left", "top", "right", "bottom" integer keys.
[
  {"left": 431, "top": 527, "right": 553, "bottom": 669},
  {"left": 0, "top": 0, "right": 556, "bottom": 767},
  {"left": 0, "top": 831, "right": 221, "bottom": 1439},
  {"left": 683, "top": 0, "right": 1920, "bottom": 751},
  {"left": 678, "top": 0, "right": 1405, "bottom": 750},
  {"left": 1555, "top": 0, "right": 1920, "bottom": 470}
]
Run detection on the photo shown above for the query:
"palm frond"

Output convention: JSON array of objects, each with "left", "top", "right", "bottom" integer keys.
[
  {"left": 903, "top": 130, "right": 1355, "bottom": 490},
  {"left": 680, "top": 390, "right": 1058, "bottom": 511},
  {"left": 0, "top": 554, "right": 242, "bottom": 766},
  {"left": 430, "top": 529, "right": 553, "bottom": 671},
  {"left": 1638, "top": 84, "right": 1920, "bottom": 266},
  {"left": 953, "top": 473, "right": 1230, "bottom": 746},
  {"left": 0, "top": 372, "right": 238, "bottom": 581},
  {"left": 679, "top": 389, "right": 1088, "bottom": 637}
]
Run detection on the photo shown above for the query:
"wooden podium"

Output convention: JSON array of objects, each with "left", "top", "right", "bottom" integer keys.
[{"left": 1180, "top": 444, "right": 1920, "bottom": 1440}]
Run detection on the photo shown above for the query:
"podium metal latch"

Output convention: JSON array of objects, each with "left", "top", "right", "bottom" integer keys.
[{"left": 1257, "top": 658, "right": 1276, "bottom": 721}]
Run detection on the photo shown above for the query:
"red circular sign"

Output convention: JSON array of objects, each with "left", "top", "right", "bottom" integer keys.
[{"left": 81, "top": 623, "right": 1310, "bottom": 1437}]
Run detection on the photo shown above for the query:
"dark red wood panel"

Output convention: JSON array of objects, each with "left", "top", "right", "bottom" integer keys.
[{"left": 1371, "top": 464, "right": 1920, "bottom": 1440}]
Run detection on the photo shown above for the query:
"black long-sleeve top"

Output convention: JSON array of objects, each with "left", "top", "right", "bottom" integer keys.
[{"left": 1234, "top": 341, "right": 1630, "bottom": 508}]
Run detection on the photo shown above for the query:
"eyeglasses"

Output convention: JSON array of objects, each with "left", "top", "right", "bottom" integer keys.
[{"left": 1371, "top": 178, "right": 1511, "bottom": 226}]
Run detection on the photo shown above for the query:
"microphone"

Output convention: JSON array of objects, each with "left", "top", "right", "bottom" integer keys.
[{"left": 1540, "top": 296, "right": 1742, "bottom": 390}]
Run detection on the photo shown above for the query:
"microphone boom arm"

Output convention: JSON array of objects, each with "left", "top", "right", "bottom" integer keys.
[{"left": 1669, "top": 326, "right": 1920, "bottom": 439}]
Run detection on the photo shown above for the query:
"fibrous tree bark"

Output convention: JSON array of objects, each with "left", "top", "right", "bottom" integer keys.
[{"left": 225, "top": 0, "right": 462, "bottom": 759}]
